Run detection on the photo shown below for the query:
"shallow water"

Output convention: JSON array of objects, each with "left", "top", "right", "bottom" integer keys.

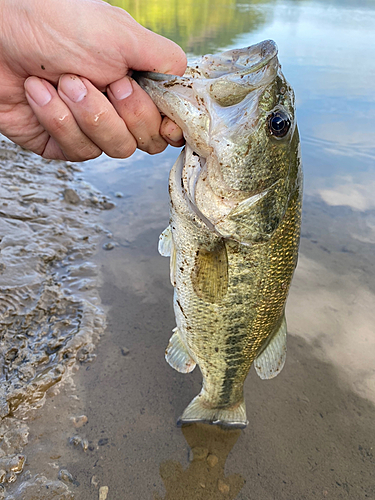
[{"left": 3, "top": 0, "right": 375, "bottom": 498}]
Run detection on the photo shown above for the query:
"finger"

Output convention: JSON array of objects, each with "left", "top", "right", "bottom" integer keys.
[
  {"left": 58, "top": 74, "right": 137, "bottom": 158},
  {"left": 24, "top": 76, "right": 102, "bottom": 161},
  {"left": 107, "top": 76, "right": 168, "bottom": 155},
  {"left": 160, "top": 117, "right": 185, "bottom": 148}
]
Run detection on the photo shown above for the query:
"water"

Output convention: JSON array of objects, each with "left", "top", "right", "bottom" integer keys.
[{"left": 3, "top": 0, "right": 375, "bottom": 498}]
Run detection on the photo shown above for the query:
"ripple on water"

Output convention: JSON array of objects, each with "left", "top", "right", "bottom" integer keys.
[{"left": 0, "top": 140, "right": 110, "bottom": 497}]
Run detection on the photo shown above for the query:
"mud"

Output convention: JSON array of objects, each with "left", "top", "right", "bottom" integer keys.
[{"left": 0, "top": 139, "right": 112, "bottom": 497}]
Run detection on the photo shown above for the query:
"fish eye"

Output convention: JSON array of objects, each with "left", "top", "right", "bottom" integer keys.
[{"left": 268, "top": 111, "right": 291, "bottom": 138}]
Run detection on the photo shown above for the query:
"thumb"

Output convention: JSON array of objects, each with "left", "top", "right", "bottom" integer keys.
[{"left": 117, "top": 12, "right": 187, "bottom": 76}]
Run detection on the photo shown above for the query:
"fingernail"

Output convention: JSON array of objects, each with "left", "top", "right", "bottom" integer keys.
[
  {"left": 59, "top": 74, "right": 87, "bottom": 103},
  {"left": 109, "top": 76, "right": 133, "bottom": 100},
  {"left": 25, "top": 77, "right": 52, "bottom": 107}
]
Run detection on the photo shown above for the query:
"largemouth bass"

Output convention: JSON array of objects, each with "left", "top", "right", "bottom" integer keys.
[{"left": 137, "top": 40, "right": 302, "bottom": 428}]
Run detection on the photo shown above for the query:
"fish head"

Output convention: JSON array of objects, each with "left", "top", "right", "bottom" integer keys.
[{"left": 137, "top": 41, "right": 300, "bottom": 231}]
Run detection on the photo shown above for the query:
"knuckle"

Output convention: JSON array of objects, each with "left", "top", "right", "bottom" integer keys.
[
  {"left": 146, "top": 140, "right": 167, "bottom": 155},
  {"left": 107, "top": 138, "right": 136, "bottom": 159},
  {"left": 82, "top": 108, "right": 110, "bottom": 132},
  {"left": 50, "top": 112, "right": 71, "bottom": 135},
  {"left": 120, "top": 142, "right": 137, "bottom": 159},
  {"left": 64, "top": 143, "right": 102, "bottom": 162}
]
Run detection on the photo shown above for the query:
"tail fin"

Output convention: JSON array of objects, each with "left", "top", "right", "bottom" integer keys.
[{"left": 178, "top": 393, "right": 248, "bottom": 429}]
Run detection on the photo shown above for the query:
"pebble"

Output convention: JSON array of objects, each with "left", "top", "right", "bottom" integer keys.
[
  {"left": 70, "top": 415, "right": 88, "bottom": 428},
  {"left": 0, "top": 470, "right": 5, "bottom": 483},
  {"left": 6, "top": 471, "right": 17, "bottom": 483},
  {"left": 217, "top": 479, "right": 230, "bottom": 494},
  {"left": 102, "top": 201, "right": 116, "bottom": 210},
  {"left": 58, "top": 469, "right": 74, "bottom": 484},
  {"left": 121, "top": 348, "right": 130, "bottom": 356},
  {"left": 99, "top": 486, "right": 109, "bottom": 499},
  {"left": 102, "top": 242, "right": 116, "bottom": 251},
  {"left": 63, "top": 188, "right": 80, "bottom": 204},
  {"left": 114, "top": 192, "right": 123, "bottom": 198},
  {"left": 206, "top": 454, "right": 218, "bottom": 468},
  {"left": 69, "top": 435, "right": 88, "bottom": 451}
]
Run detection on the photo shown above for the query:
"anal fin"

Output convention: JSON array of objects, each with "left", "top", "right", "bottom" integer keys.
[
  {"left": 165, "top": 328, "right": 196, "bottom": 373},
  {"left": 254, "top": 314, "right": 287, "bottom": 380}
]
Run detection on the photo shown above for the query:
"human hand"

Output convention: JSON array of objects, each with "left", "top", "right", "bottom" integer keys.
[{"left": 0, "top": 0, "right": 186, "bottom": 160}]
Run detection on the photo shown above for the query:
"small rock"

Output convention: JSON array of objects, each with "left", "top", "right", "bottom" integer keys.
[
  {"left": 102, "top": 242, "right": 115, "bottom": 251},
  {"left": 69, "top": 436, "right": 88, "bottom": 452},
  {"left": 114, "top": 192, "right": 123, "bottom": 198},
  {"left": 70, "top": 415, "right": 88, "bottom": 428},
  {"left": 58, "top": 469, "right": 74, "bottom": 484},
  {"left": 0, "top": 470, "right": 6, "bottom": 483},
  {"left": 99, "top": 486, "right": 109, "bottom": 500},
  {"left": 98, "top": 438, "right": 109, "bottom": 446},
  {"left": 63, "top": 188, "right": 80, "bottom": 204},
  {"left": 102, "top": 201, "right": 115, "bottom": 210},
  {"left": 121, "top": 348, "right": 130, "bottom": 356},
  {"left": 217, "top": 479, "right": 230, "bottom": 494},
  {"left": 91, "top": 475, "right": 99, "bottom": 487},
  {"left": 6, "top": 471, "right": 17, "bottom": 483},
  {"left": 207, "top": 454, "right": 218, "bottom": 468}
]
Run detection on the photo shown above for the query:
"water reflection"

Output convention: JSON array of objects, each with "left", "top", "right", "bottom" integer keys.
[
  {"left": 155, "top": 424, "right": 243, "bottom": 499},
  {"left": 107, "top": 0, "right": 274, "bottom": 54}
]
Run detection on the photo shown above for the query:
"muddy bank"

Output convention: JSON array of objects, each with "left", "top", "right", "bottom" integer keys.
[{"left": 0, "top": 140, "right": 113, "bottom": 498}]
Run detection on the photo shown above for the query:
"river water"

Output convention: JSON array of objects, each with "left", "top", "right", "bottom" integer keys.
[{"left": 3, "top": 0, "right": 375, "bottom": 498}]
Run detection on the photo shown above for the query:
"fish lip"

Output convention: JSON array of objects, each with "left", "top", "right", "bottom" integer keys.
[
  {"left": 133, "top": 71, "right": 187, "bottom": 82},
  {"left": 134, "top": 40, "right": 278, "bottom": 84}
]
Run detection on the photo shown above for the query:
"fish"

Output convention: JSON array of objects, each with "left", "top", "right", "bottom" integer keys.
[{"left": 136, "top": 40, "right": 302, "bottom": 428}]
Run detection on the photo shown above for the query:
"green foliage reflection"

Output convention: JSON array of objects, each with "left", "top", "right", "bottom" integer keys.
[{"left": 107, "top": 0, "right": 274, "bottom": 54}]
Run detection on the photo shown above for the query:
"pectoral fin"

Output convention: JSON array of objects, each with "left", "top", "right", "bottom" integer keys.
[
  {"left": 158, "top": 226, "right": 173, "bottom": 256},
  {"left": 254, "top": 314, "right": 287, "bottom": 379},
  {"left": 215, "top": 179, "right": 289, "bottom": 244},
  {"left": 191, "top": 240, "right": 228, "bottom": 304},
  {"left": 158, "top": 226, "right": 177, "bottom": 286},
  {"left": 165, "top": 327, "right": 196, "bottom": 373}
]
